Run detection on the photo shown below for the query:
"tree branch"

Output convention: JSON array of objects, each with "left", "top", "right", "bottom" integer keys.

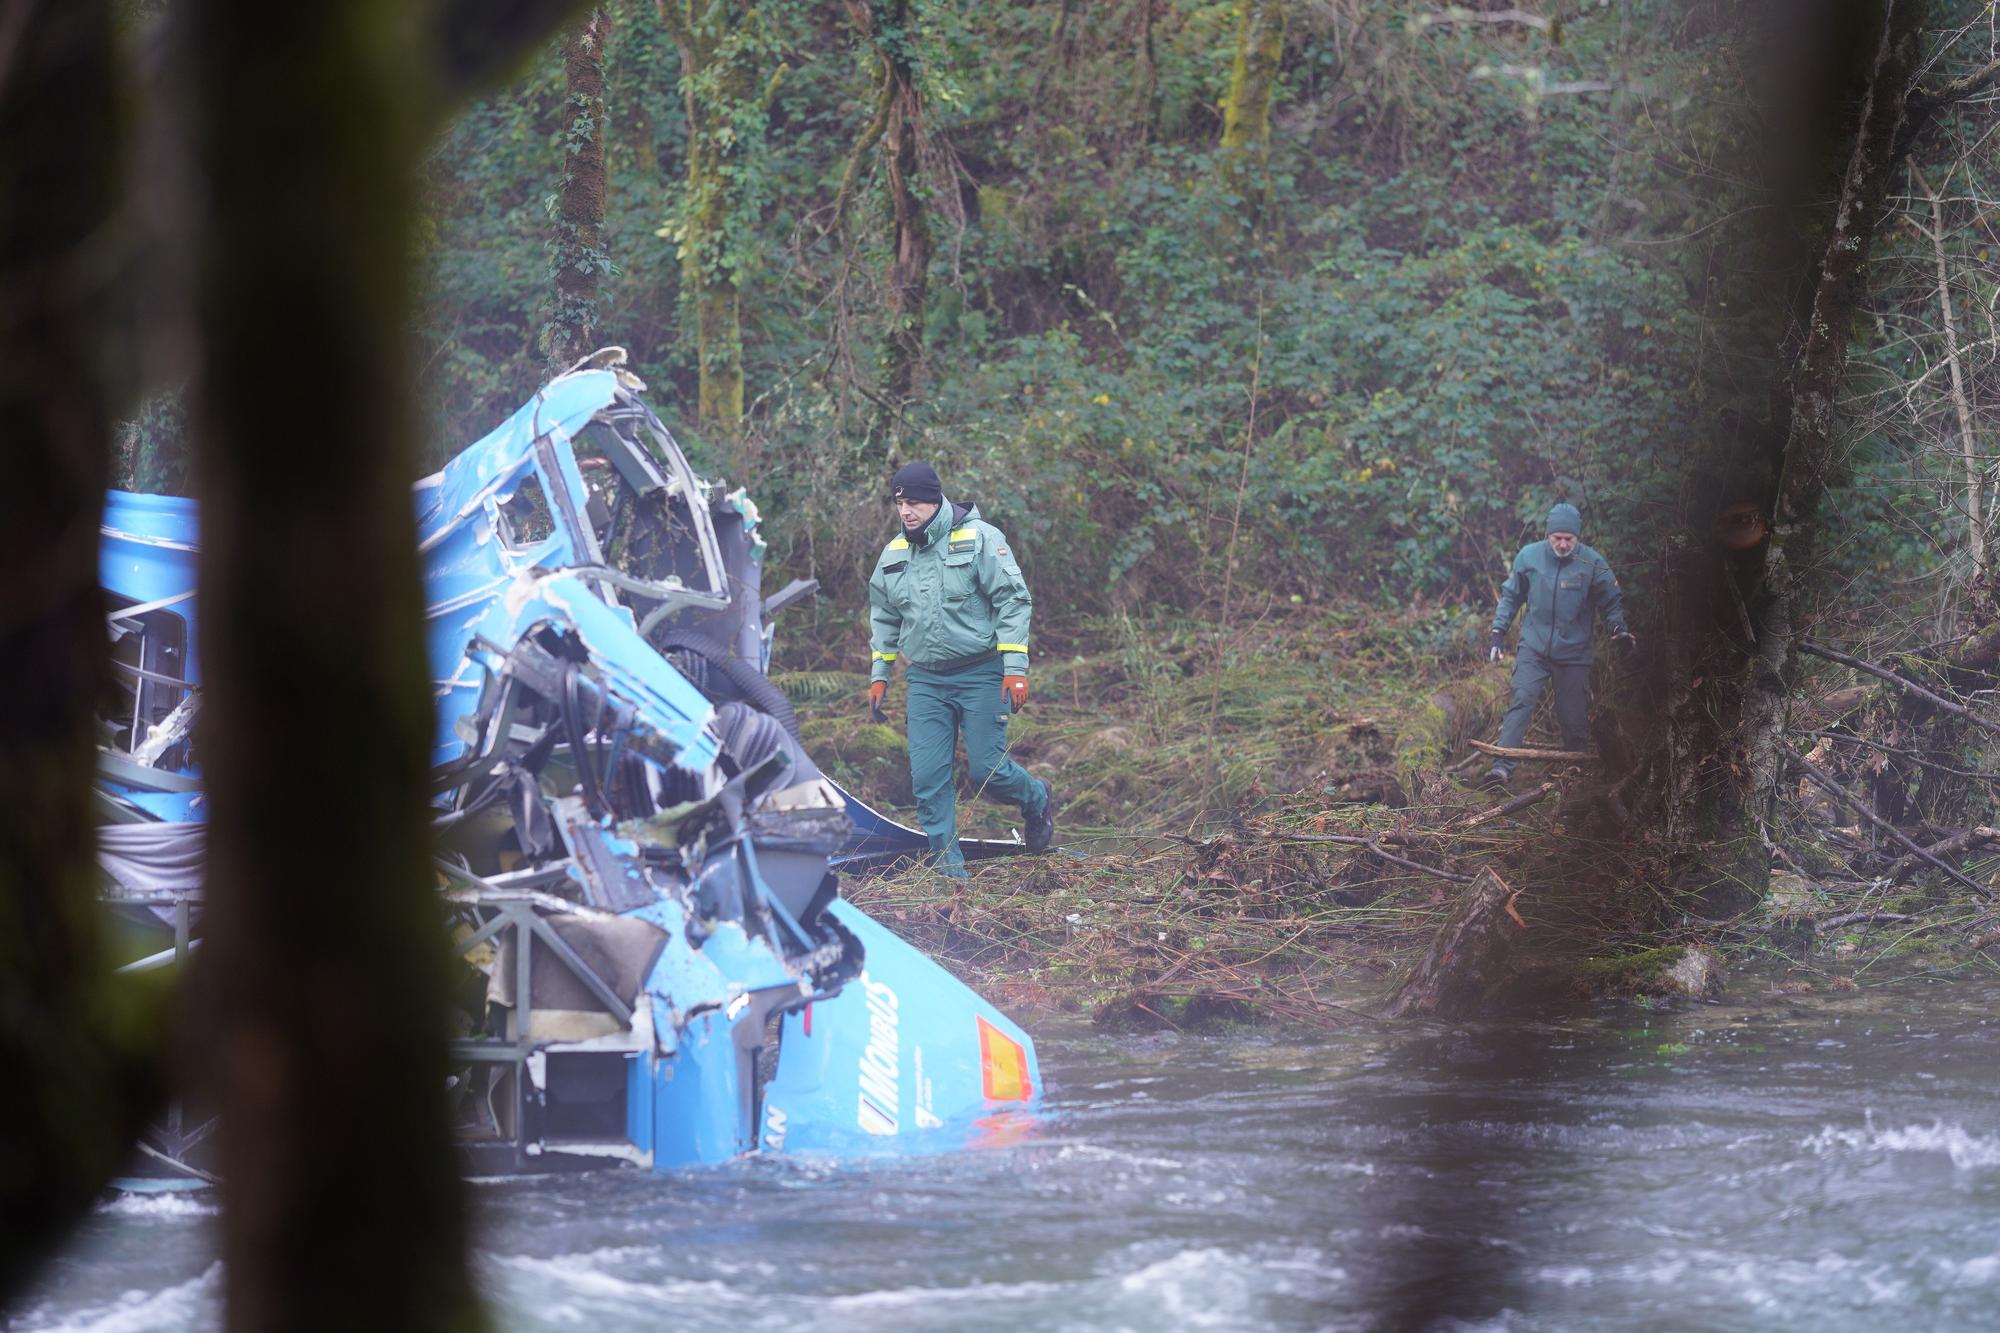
[
  {"left": 1459, "top": 781, "right": 1557, "bottom": 829},
  {"left": 1914, "top": 56, "right": 2000, "bottom": 112},
  {"left": 1798, "top": 640, "right": 2000, "bottom": 738},
  {"left": 1794, "top": 756, "right": 1993, "bottom": 899},
  {"left": 1798, "top": 729, "right": 2000, "bottom": 781},
  {"left": 1469, "top": 740, "right": 1596, "bottom": 761},
  {"left": 1896, "top": 56, "right": 2000, "bottom": 160},
  {"left": 1261, "top": 832, "right": 1473, "bottom": 883},
  {"left": 1911, "top": 162, "right": 1988, "bottom": 590},
  {"left": 1813, "top": 910, "right": 1914, "bottom": 933}
]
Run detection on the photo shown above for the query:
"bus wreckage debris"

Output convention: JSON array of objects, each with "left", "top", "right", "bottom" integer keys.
[{"left": 93, "top": 356, "right": 1040, "bottom": 1181}]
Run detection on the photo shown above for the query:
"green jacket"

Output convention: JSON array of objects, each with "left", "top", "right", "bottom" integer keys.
[
  {"left": 869, "top": 499, "right": 1032, "bottom": 683},
  {"left": 1492, "top": 539, "right": 1628, "bottom": 664}
]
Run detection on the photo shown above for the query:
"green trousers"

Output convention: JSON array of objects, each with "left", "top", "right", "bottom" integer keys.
[
  {"left": 906, "top": 658, "right": 1045, "bottom": 877},
  {"left": 1492, "top": 647, "right": 1591, "bottom": 776}
]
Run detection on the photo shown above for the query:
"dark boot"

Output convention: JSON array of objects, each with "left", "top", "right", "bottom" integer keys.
[
  {"left": 1024, "top": 779, "right": 1055, "bottom": 853},
  {"left": 1481, "top": 764, "right": 1512, "bottom": 791}
]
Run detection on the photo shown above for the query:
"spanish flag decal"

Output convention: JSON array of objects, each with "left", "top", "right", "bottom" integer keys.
[{"left": 977, "top": 1016, "right": 1032, "bottom": 1101}]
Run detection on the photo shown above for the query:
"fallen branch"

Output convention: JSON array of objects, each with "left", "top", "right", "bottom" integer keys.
[
  {"left": 1361, "top": 841, "right": 1476, "bottom": 884},
  {"left": 1470, "top": 740, "right": 1595, "bottom": 761},
  {"left": 1797, "top": 729, "right": 2000, "bottom": 781},
  {"left": 1459, "top": 781, "right": 1557, "bottom": 829},
  {"left": 1812, "top": 910, "right": 1914, "bottom": 933},
  {"left": 1888, "top": 826, "right": 2000, "bottom": 884},
  {"left": 1263, "top": 832, "right": 1474, "bottom": 883},
  {"left": 1793, "top": 755, "right": 1994, "bottom": 899},
  {"left": 1798, "top": 640, "right": 2000, "bottom": 739}
]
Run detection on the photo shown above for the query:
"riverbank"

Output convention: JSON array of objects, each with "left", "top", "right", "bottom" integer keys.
[
  {"left": 784, "top": 600, "right": 2000, "bottom": 1024},
  {"left": 786, "top": 604, "right": 2000, "bottom": 1029}
]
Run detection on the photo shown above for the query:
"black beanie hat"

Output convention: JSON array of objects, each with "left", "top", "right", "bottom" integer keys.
[{"left": 892, "top": 461, "right": 944, "bottom": 504}]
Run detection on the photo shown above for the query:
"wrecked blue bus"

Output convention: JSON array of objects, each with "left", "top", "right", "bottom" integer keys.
[{"left": 94, "top": 356, "right": 1039, "bottom": 1177}]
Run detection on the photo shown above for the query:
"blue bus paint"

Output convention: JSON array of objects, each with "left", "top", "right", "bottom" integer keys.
[{"left": 758, "top": 899, "right": 1040, "bottom": 1156}]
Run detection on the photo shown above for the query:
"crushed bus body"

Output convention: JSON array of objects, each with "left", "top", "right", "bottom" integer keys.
[{"left": 95, "top": 357, "right": 1039, "bottom": 1178}]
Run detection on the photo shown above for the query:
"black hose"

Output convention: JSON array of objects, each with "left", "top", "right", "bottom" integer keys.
[
  {"left": 711, "top": 701, "right": 790, "bottom": 777},
  {"left": 650, "top": 625, "right": 801, "bottom": 742},
  {"left": 561, "top": 659, "right": 609, "bottom": 818}
]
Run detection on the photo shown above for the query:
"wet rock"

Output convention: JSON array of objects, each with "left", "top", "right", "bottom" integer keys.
[
  {"left": 1572, "top": 945, "right": 1723, "bottom": 1000},
  {"left": 1665, "top": 946, "right": 1722, "bottom": 998}
]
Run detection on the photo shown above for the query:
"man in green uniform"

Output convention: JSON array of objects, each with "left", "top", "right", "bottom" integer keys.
[
  {"left": 867, "top": 462, "right": 1054, "bottom": 878},
  {"left": 1484, "top": 502, "right": 1634, "bottom": 788}
]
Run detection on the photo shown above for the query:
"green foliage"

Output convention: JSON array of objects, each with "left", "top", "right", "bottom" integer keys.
[
  {"left": 771, "top": 669, "right": 870, "bottom": 703},
  {"left": 114, "top": 388, "right": 190, "bottom": 496},
  {"left": 414, "top": 0, "right": 1960, "bottom": 631}
]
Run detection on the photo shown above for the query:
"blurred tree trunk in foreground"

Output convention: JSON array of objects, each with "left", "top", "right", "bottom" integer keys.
[
  {"left": 0, "top": 2, "right": 168, "bottom": 1299},
  {"left": 544, "top": 6, "right": 613, "bottom": 374},
  {"left": 178, "top": 2, "right": 583, "bottom": 1327}
]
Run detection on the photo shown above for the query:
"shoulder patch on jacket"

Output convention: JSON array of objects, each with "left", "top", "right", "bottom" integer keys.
[{"left": 887, "top": 536, "right": 909, "bottom": 551}]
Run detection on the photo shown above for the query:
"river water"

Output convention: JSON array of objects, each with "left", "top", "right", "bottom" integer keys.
[{"left": 12, "top": 975, "right": 2000, "bottom": 1331}]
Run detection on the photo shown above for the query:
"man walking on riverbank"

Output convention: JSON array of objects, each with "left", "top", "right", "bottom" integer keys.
[
  {"left": 867, "top": 462, "right": 1055, "bottom": 878},
  {"left": 1484, "top": 502, "right": 1633, "bottom": 788}
]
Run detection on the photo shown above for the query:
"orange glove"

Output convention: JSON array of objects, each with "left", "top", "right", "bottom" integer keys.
[
  {"left": 868, "top": 680, "right": 888, "bottom": 723},
  {"left": 1002, "top": 674, "right": 1029, "bottom": 712}
]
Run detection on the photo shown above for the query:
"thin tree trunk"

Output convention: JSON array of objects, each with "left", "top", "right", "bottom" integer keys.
[
  {"left": 876, "top": 0, "right": 931, "bottom": 437},
  {"left": 1218, "top": 0, "right": 1286, "bottom": 206},
  {"left": 658, "top": 0, "right": 777, "bottom": 438},
  {"left": 545, "top": 6, "right": 612, "bottom": 374},
  {"left": 1913, "top": 162, "right": 1988, "bottom": 599},
  {"left": 0, "top": 2, "right": 169, "bottom": 1299},
  {"left": 1133, "top": 0, "right": 1160, "bottom": 136}
]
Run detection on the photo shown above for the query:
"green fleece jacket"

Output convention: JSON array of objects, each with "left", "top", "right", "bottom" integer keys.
[{"left": 868, "top": 498, "right": 1032, "bottom": 683}]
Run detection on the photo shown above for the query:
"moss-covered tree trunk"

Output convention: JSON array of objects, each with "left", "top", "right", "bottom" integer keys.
[
  {"left": 0, "top": 3, "right": 168, "bottom": 1299},
  {"left": 544, "top": 6, "right": 613, "bottom": 375},
  {"left": 1653, "top": 0, "right": 1925, "bottom": 916},
  {"left": 658, "top": 0, "right": 782, "bottom": 438},
  {"left": 1132, "top": 0, "right": 1161, "bottom": 137},
  {"left": 1218, "top": 0, "right": 1285, "bottom": 206}
]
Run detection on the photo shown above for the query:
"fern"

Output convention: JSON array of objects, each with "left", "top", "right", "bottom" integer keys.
[{"left": 771, "top": 670, "right": 871, "bottom": 704}]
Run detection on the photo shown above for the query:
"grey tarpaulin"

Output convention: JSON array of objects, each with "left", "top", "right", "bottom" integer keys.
[{"left": 97, "top": 821, "right": 206, "bottom": 897}]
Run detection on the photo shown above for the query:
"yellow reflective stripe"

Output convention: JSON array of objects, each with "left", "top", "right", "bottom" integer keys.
[
  {"left": 873, "top": 651, "right": 898, "bottom": 661},
  {"left": 887, "top": 536, "right": 909, "bottom": 550},
  {"left": 950, "top": 528, "right": 976, "bottom": 542},
  {"left": 996, "top": 643, "right": 1029, "bottom": 653}
]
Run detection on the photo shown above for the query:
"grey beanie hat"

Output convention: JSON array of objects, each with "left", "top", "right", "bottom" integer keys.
[{"left": 1546, "top": 502, "right": 1582, "bottom": 536}]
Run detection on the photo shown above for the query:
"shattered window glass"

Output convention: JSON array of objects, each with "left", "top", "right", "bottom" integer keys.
[
  {"left": 103, "top": 596, "right": 192, "bottom": 765},
  {"left": 498, "top": 474, "right": 556, "bottom": 550},
  {"left": 572, "top": 418, "right": 719, "bottom": 606}
]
